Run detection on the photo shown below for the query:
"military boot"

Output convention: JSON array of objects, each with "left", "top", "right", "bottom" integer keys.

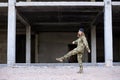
[
  {"left": 56, "top": 57, "right": 64, "bottom": 62},
  {"left": 77, "top": 69, "right": 83, "bottom": 73},
  {"left": 77, "top": 66, "right": 83, "bottom": 73}
]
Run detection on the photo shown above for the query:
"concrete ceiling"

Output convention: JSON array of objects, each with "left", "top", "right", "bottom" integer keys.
[
  {"left": 1, "top": 0, "right": 120, "bottom": 2},
  {"left": 16, "top": 6, "right": 103, "bottom": 32},
  {"left": 0, "top": 2, "right": 120, "bottom": 33},
  {"left": 0, "top": 0, "right": 103, "bottom": 2}
]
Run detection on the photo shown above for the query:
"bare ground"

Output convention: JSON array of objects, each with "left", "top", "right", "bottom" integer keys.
[{"left": 0, "top": 66, "right": 120, "bottom": 80}]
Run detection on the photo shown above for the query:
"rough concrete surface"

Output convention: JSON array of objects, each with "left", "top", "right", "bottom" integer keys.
[{"left": 0, "top": 66, "right": 120, "bottom": 80}]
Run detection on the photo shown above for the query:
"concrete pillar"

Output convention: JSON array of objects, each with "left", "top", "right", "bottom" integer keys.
[
  {"left": 7, "top": 0, "right": 16, "bottom": 66},
  {"left": 26, "top": 26, "right": 31, "bottom": 64},
  {"left": 104, "top": 0, "right": 113, "bottom": 66},
  {"left": 91, "top": 26, "right": 97, "bottom": 63},
  {"left": 35, "top": 34, "right": 39, "bottom": 63}
]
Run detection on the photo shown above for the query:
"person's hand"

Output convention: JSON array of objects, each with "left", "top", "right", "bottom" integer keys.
[
  {"left": 72, "top": 41, "right": 75, "bottom": 44},
  {"left": 88, "top": 50, "right": 91, "bottom": 53}
]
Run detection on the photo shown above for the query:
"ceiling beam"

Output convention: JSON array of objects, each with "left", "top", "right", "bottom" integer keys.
[
  {"left": 112, "top": 2, "right": 120, "bottom": 6},
  {"left": 32, "top": 22, "right": 91, "bottom": 26},
  {"left": 16, "top": 2, "right": 104, "bottom": 7},
  {"left": 16, "top": 11, "right": 30, "bottom": 26},
  {"left": 91, "top": 10, "right": 103, "bottom": 25},
  {"left": 0, "top": 3, "right": 8, "bottom": 7},
  {"left": 0, "top": 2, "right": 120, "bottom": 7},
  {"left": 0, "top": 1, "right": 120, "bottom": 7}
]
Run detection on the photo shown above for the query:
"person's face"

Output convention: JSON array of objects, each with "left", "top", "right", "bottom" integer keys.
[
  {"left": 78, "top": 31, "right": 82, "bottom": 35},
  {"left": 77, "top": 31, "right": 82, "bottom": 37}
]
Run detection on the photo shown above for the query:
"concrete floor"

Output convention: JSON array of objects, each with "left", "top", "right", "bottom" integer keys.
[{"left": 0, "top": 65, "right": 120, "bottom": 80}]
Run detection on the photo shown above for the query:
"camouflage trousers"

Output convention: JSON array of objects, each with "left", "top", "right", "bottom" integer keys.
[{"left": 60, "top": 49, "right": 83, "bottom": 72}]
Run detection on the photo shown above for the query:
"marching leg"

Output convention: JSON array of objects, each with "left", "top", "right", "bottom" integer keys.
[
  {"left": 56, "top": 49, "right": 79, "bottom": 62},
  {"left": 77, "top": 53, "right": 83, "bottom": 73}
]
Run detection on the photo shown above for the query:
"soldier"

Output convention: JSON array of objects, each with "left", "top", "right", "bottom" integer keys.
[{"left": 56, "top": 28, "right": 90, "bottom": 73}]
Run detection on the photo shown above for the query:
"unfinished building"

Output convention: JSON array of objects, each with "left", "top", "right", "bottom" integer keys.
[{"left": 0, "top": 0, "right": 120, "bottom": 66}]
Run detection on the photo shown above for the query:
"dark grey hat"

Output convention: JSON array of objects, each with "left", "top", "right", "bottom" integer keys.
[{"left": 79, "top": 28, "right": 84, "bottom": 32}]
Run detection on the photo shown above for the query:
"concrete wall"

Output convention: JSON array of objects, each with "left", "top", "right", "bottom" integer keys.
[
  {"left": 0, "top": 30, "right": 120, "bottom": 63},
  {"left": 38, "top": 32, "right": 77, "bottom": 63},
  {"left": 0, "top": 31, "right": 7, "bottom": 63}
]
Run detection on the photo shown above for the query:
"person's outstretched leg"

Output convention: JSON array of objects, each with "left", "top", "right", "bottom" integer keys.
[
  {"left": 56, "top": 49, "right": 79, "bottom": 62},
  {"left": 77, "top": 53, "right": 83, "bottom": 73}
]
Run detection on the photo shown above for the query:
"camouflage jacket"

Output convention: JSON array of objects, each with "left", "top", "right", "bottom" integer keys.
[{"left": 73, "top": 34, "right": 90, "bottom": 53}]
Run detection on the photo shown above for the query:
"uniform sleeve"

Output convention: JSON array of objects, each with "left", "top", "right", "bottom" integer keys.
[
  {"left": 82, "top": 36, "right": 90, "bottom": 52},
  {"left": 72, "top": 38, "right": 79, "bottom": 44}
]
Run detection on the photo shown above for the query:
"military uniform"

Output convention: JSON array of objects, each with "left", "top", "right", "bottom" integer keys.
[{"left": 56, "top": 34, "right": 90, "bottom": 73}]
